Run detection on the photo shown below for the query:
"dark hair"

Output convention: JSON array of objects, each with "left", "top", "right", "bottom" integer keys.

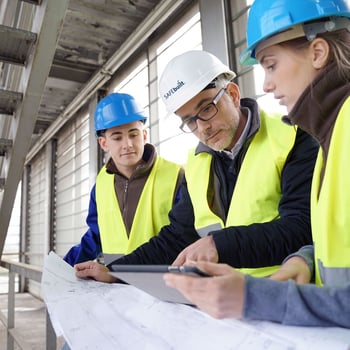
[{"left": 96, "top": 129, "right": 106, "bottom": 137}]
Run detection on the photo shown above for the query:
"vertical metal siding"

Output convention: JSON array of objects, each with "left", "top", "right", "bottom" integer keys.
[
  {"left": 153, "top": 7, "right": 202, "bottom": 164},
  {"left": 54, "top": 112, "right": 90, "bottom": 258},
  {"left": 227, "top": 0, "right": 257, "bottom": 98},
  {"left": 26, "top": 149, "right": 47, "bottom": 296}
]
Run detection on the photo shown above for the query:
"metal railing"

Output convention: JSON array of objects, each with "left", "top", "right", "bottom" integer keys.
[{"left": 0, "top": 258, "right": 57, "bottom": 350}]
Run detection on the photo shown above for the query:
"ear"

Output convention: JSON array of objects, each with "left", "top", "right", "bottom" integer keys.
[
  {"left": 310, "top": 38, "right": 329, "bottom": 69},
  {"left": 142, "top": 129, "right": 147, "bottom": 143},
  {"left": 98, "top": 136, "right": 109, "bottom": 152},
  {"left": 225, "top": 82, "right": 241, "bottom": 107}
]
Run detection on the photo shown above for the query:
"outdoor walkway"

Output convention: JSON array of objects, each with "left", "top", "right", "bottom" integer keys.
[{"left": 0, "top": 292, "right": 64, "bottom": 350}]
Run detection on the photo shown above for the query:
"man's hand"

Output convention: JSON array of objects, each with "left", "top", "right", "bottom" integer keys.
[
  {"left": 74, "top": 261, "right": 117, "bottom": 283},
  {"left": 164, "top": 261, "right": 245, "bottom": 319},
  {"left": 270, "top": 256, "right": 311, "bottom": 284},
  {"left": 172, "top": 235, "right": 218, "bottom": 265}
]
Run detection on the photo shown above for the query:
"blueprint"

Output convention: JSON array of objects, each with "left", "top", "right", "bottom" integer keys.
[{"left": 41, "top": 252, "right": 350, "bottom": 350}]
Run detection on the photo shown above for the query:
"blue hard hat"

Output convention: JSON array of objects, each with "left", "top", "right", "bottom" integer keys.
[
  {"left": 240, "top": 0, "right": 350, "bottom": 65},
  {"left": 94, "top": 93, "right": 147, "bottom": 133}
]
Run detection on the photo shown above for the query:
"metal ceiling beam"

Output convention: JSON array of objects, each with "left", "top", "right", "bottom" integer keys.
[
  {"left": 0, "top": 0, "right": 69, "bottom": 257},
  {"left": 0, "top": 89, "right": 22, "bottom": 115},
  {"left": 45, "top": 76, "right": 82, "bottom": 91},
  {"left": 21, "top": 0, "right": 42, "bottom": 5},
  {"left": 49, "top": 63, "right": 92, "bottom": 83},
  {"left": 26, "top": 0, "right": 190, "bottom": 163},
  {"left": 0, "top": 24, "right": 37, "bottom": 65},
  {"left": 0, "top": 138, "right": 13, "bottom": 156}
]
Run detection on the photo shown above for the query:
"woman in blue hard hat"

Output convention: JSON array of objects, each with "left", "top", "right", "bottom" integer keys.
[
  {"left": 164, "top": 0, "right": 350, "bottom": 328},
  {"left": 63, "top": 92, "right": 184, "bottom": 267}
]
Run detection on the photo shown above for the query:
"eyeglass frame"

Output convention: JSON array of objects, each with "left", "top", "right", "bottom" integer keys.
[{"left": 179, "top": 87, "right": 226, "bottom": 133}]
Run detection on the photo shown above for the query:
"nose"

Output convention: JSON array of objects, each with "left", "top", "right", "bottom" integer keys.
[
  {"left": 122, "top": 137, "right": 133, "bottom": 149},
  {"left": 263, "top": 75, "right": 274, "bottom": 93},
  {"left": 196, "top": 118, "right": 211, "bottom": 132}
]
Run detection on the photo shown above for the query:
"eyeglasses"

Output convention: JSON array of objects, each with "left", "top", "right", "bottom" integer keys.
[{"left": 179, "top": 88, "right": 226, "bottom": 133}]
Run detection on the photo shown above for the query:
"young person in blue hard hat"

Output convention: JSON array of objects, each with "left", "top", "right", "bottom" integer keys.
[
  {"left": 63, "top": 92, "right": 184, "bottom": 266},
  {"left": 164, "top": 0, "right": 350, "bottom": 328},
  {"left": 74, "top": 50, "right": 318, "bottom": 281}
]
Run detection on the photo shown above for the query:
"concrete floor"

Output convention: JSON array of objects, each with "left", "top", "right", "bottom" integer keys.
[{"left": 0, "top": 292, "right": 65, "bottom": 350}]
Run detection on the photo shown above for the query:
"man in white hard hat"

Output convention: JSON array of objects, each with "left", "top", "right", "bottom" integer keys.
[{"left": 74, "top": 50, "right": 318, "bottom": 281}]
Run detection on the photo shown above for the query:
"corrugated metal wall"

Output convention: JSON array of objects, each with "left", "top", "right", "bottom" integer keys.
[
  {"left": 26, "top": 149, "right": 47, "bottom": 296},
  {"left": 54, "top": 112, "right": 91, "bottom": 257}
]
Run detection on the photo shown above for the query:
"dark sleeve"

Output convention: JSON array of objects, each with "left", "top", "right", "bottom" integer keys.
[
  {"left": 107, "top": 177, "right": 200, "bottom": 266},
  {"left": 244, "top": 275, "right": 350, "bottom": 328},
  {"left": 173, "top": 167, "right": 185, "bottom": 204},
  {"left": 63, "top": 185, "right": 102, "bottom": 266},
  {"left": 212, "top": 128, "right": 319, "bottom": 267}
]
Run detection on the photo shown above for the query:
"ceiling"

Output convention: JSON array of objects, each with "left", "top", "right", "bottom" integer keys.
[{"left": 0, "top": 0, "right": 191, "bottom": 255}]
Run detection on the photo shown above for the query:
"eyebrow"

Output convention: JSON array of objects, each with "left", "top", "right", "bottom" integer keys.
[
  {"left": 258, "top": 53, "right": 275, "bottom": 65},
  {"left": 180, "top": 96, "right": 214, "bottom": 120},
  {"left": 109, "top": 128, "right": 140, "bottom": 136},
  {"left": 257, "top": 54, "right": 266, "bottom": 64}
]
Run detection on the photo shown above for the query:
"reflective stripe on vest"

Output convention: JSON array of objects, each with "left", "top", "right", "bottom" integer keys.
[
  {"left": 312, "top": 96, "right": 350, "bottom": 286},
  {"left": 186, "top": 112, "right": 296, "bottom": 277},
  {"left": 96, "top": 157, "right": 182, "bottom": 261}
]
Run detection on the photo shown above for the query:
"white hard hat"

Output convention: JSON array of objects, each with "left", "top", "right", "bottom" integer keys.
[{"left": 159, "top": 50, "right": 236, "bottom": 113}]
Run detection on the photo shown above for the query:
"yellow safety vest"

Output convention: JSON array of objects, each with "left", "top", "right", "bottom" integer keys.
[
  {"left": 186, "top": 111, "right": 296, "bottom": 277},
  {"left": 96, "top": 157, "right": 182, "bottom": 263},
  {"left": 312, "top": 96, "right": 350, "bottom": 286}
]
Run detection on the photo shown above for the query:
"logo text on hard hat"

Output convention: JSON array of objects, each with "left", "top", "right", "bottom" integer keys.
[{"left": 163, "top": 80, "right": 185, "bottom": 100}]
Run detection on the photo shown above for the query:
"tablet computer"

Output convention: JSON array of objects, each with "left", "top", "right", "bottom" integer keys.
[{"left": 108, "top": 264, "right": 208, "bottom": 304}]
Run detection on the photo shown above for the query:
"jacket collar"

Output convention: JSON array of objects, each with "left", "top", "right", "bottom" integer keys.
[{"left": 106, "top": 143, "right": 156, "bottom": 179}]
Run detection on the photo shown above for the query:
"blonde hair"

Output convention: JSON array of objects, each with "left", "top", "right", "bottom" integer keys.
[
  {"left": 323, "top": 29, "right": 350, "bottom": 81},
  {"left": 281, "top": 29, "right": 350, "bottom": 81}
]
